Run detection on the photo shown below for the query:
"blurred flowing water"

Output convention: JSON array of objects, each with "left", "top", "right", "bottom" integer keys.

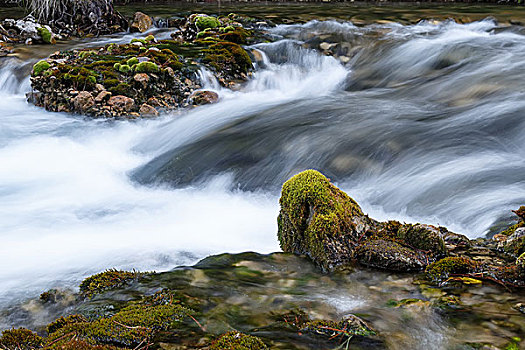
[{"left": 1, "top": 13, "right": 525, "bottom": 341}]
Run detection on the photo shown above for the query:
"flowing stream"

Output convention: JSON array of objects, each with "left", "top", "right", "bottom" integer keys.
[{"left": 1, "top": 11, "right": 525, "bottom": 343}]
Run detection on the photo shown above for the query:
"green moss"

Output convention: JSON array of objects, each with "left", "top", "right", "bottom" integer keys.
[
  {"left": 210, "top": 331, "right": 268, "bottom": 350},
  {"left": 33, "top": 60, "right": 51, "bottom": 76},
  {"left": 425, "top": 257, "right": 478, "bottom": 282},
  {"left": 79, "top": 269, "right": 141, "bottom": 298},
  {"left": 47, "top": 314, "right": 87, "bottom": 335},
  {"left": 203, "top": 41, "right": 252, "bottom": 76},
  {"left": 134, "top": 61, "right": 159, "bottom": 73},
  {"left": 78, "top": 50, "right": 96, "bottom": 59},
  {"left": 196, "top": 16, "right": 220, "bottom": 31},
  {"left": 46, "top": 302, "right": 192, "bottom": 348},
  {"left": 130, "top": 38, "right": 147, "bottom": 45},
  {"left": 106, "top": 43, "right": 116, "bottom": 53},
  {"left": 119, "top": 64, "right": 131, "bottom": 73},
  {"left": 277, "top": 170, "right": 365, "bottom": 271},
  {"left": 501, "top": 221, "right": 525, "bottom": 236},
  {"left": 196, "top": 29, "right": 212, "bottom": 39},
  {"left": 85, "top": 60, "right": 121, "bottom": 69},
  {"left": 46, "top": 339, "right": 121, "bottom": 350},
  {"left": 504, "top": 342, "right": 520, "bottom": 350},
  {"left": 219, "top": 28, "right": 251, "bottom": 44},
  {"left": 103, "top": 78, "right": 120, "bottom": 88},
  {"left": 0, "top": 328, "right": 43, "bottom": 350},
  {"left": 145, "top": 35, "right": 155, "bottom": 42},
  {"left": 220, "top": 25, "right": 235, "bottom": 33},
  {"left": 396, "top": 224, "right": 447, "bottom": 257},
  {"left": 109, "top": 83, "right": 132, "bottom": 96},
  {"left": 37, "top": 27, "right": 53, "bottom": 44},
  {"left": 126, "top": 57, "right": 139, "bottom": 66},
  {"left": 101, "top": 69, "right": 119, "bottom": 80}
]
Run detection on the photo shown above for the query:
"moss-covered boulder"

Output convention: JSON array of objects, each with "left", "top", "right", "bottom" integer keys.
[
  {"left": 277, "top": 170, "right": 451, "bottom": 272},
  {"left": 277, "top": 170, "right": 376, "bottom": 271},
  {"left": 28, "top": 37, "right": 198, "bottom": 117},
  {"left": 196, "top": 16, "right": 221, "bottom": 31}
]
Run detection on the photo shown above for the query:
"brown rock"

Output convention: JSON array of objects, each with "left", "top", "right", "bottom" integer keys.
[
  {"left": 190, "top": 90, "right": 219, "bottom": 105},
  {"left": 139, "top": 103, "right": 159, "bottom": 117},
  {"left": 134, "top": 73, "right": 150, "bottom": 88},
  {"left": 95, "top": 91, "right": 111, "bottom": 103},
  {"left": 147, "top": 97, "right": 162, "bottom": 107},
  {"left": 108, "top": 95, "right": 135, "bottom": 111},
  {"left": 164, "top": 67, "right": 175, "bottom": 78},
  {"left": 72, "top": 91, "right": 95, "bottom": 112},
  {"left": 130, "top": 12, "right": 153, "bottom": 33}
]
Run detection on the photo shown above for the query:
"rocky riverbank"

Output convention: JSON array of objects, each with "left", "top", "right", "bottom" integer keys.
[{"left": 1, "top": 170, "right": 524, "bottom": 349}]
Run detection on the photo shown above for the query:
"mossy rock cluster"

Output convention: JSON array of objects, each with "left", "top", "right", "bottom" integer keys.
[
  {"left": 29, "top": 36, "right": 196, "bottom": 117},
  {"left": 29, "top": 13, "right": 257, "bottom": 117},
  {"left": 277, "top": 170, "right": 448, "bottom": 272},
  {"left": 277, "top": 170, "right": 525, "bottom": 287}
]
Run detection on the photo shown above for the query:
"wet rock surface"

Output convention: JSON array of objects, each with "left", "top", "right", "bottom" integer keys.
[
  {"left": 278, "top": 170, "right": 525, "bottom": 289},
  {"left": 1, "top": 252, "right": 524, "bottom": 349}
]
